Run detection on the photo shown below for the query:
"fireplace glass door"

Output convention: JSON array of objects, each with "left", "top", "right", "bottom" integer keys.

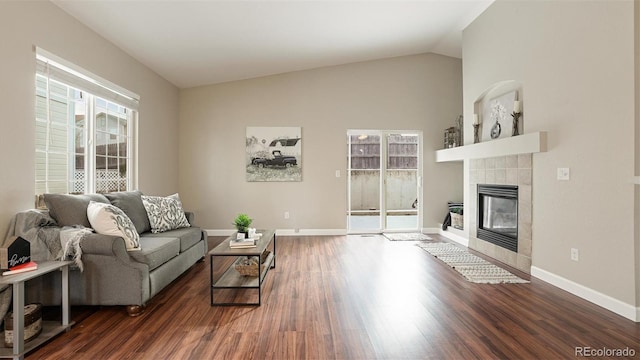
[
  {"left": 477, "top": 184, "right": 518, "bottom": 252},
  {"left": 481, "top": 195, "right": 517, "bottom": 237}
]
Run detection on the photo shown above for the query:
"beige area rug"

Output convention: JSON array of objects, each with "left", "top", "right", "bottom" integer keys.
[
  {"left": 383, "top": 233, "right": 433, "bottom": 241},
  {"left": 416, "top": 242, "right": 529, "bottom": 284}
]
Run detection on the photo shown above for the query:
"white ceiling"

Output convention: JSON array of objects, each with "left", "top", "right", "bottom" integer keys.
[{"left": 52, "top": 0, "right": 493, "bottom": 89}]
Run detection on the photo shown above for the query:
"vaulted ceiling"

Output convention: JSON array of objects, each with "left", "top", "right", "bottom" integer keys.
[{"left": 53, "top": 1, "right": 493, "bottom": 88}]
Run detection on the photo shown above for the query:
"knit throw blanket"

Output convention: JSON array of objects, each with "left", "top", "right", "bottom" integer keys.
[
  {"left": 3, "top": 210, "right": 92, "bottom": 271},
  {"left": 60, "top": 226, "right": 92, "bottom": 271}
]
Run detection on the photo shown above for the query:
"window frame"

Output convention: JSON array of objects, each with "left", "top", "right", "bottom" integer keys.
[{"left": 35, "top": 48, "right": 139, "bottom": 195}]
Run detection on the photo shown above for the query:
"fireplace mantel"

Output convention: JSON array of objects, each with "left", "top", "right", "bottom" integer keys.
[{"left": 435, "top": 131, "right": 547, "bottom": 163}]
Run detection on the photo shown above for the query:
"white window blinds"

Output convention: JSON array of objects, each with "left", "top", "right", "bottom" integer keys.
[{"left": 35, "top": 47, "right": 139, "bottom": 110}]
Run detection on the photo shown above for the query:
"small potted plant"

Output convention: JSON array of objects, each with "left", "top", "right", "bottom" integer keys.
[{"left": 233, "top": 213, "right": 253, "bottom": 238}]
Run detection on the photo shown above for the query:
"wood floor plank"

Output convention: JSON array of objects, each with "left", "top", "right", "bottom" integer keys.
[{"left": 27, "top": 234, "right": 640, "bottom": 359}]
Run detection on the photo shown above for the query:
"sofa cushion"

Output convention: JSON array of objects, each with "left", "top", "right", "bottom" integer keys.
[
  {"left": 44, "top": 193, "right": 109, "bottom": 227},
  {"left": 129, "top": 237, "right": 180, "bottom": 271},
  {"left": 87, "top": 201, "right": 141, "bottom": 252},
  {"left": 104, "top": 190, "right": 152, "bottom": 234},
  {"left": 141, "top": 194, "right": 191, "bottom": 233},
  {"left": 142, "top": 227, "right": 202, "bottom": 253}
]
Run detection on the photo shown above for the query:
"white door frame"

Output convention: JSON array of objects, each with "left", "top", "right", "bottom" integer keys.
[{"left": 347, "top": 130, "right": 423, "bottom": 234}]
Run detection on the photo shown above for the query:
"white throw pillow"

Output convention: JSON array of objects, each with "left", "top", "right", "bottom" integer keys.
[
  {"left": 87, "top": 201, "right": 141, "bottom": 251},
  {"left": 141, "top": 193, "right": 191, "bottom": 233}
]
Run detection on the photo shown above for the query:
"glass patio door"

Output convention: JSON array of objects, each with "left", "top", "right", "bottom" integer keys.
[
  {"left": 347, "top": 131, "right": 421, "bottom": 233},
  {"left": 384, "top": 133, "right": 420, "bottom": 230}
]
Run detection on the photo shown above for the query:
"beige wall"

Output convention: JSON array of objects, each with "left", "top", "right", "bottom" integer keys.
[
  {"left": 179, "top": 53, "right": 463, "bottom": 231},
  {"left": 0, "top": 1, "right": 179, "bottom": 237},
  {"left": 464, "top": 1, "right": 637, "bottom": 306},
  {"left": 635, "top": 0, "right": 640, "bottom": 313}
]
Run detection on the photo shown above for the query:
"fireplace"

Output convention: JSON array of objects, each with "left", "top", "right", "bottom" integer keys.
[{"left": 477, "top": 184, "right": 518, "bottom": 252}]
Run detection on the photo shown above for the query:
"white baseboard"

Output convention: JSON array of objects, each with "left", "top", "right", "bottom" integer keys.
[
  {"left": 205, "top": 229, "right": 347, "bottom": 237},
  {"left": 276, "top": 229, "right": 347, "bottom": 236},
  {"left": 435, "top": 227, "right": 469, "bottom": 247},
  {"left": 422, "top": 227, "right": 441, "bottom": 234},
  {"left": 531, "top": 266, "right": 639, "bottom": 322}
]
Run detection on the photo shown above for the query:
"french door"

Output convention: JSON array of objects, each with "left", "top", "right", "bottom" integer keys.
[{"left": 347, "top": 130, "right": 422, "bottom": 233}]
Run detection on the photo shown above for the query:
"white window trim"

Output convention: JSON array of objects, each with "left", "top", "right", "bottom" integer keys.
[{"left": 35, "top": 48, "right": 139, "bottom": 194}]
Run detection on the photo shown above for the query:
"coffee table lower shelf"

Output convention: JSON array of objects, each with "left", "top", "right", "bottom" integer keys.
[{"left": 210, "top": 252, "right": 275, "bottom": 306}]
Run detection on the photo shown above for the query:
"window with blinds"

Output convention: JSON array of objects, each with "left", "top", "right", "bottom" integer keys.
[{"left": 35, "top": 48, "right": 139, "bottom": 195}]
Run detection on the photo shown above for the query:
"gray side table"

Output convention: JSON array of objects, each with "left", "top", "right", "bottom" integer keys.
[{"left": 0, "top": 261, "right": 74, "bottom": 360}]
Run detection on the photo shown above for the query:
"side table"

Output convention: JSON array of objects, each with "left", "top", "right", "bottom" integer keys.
[{"left": 0, "top": 261, "right": 74, "bottom": 360}]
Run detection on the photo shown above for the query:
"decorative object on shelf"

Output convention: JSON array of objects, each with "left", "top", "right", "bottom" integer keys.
[
  {"left": 4, "top": 303, "right": 43, "bottom": 347},
  {"left": 473, "top": 114, "right": 481, "bottom": 144},
  {"left": 482, "top": 90, "right": 518, "bottom": 141},
  {"left": 444, "top": 115, "right": 463, "bottom": 148},
  {"left": 233, "top": 213, "right": 253, "bottom": 239},
  {"left": 234, "top": 250, "right": 271, "bottom": 277},
  {"left": 456, "top": 114, "right": 463, "bottom": 145},
  {"left": 511, "top": 98, "right": 522, "bottom": 136},
  {"left": 444, "top": 127, "right": 458, "bottom": 148},
  {"left": 489, "top": 99, "right": 506, "bottom": 139}
]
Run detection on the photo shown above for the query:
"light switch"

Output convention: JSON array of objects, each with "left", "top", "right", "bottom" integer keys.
[
  {"left": 335, "top": 170, "right": 341, "bottom": 178},
  {"left": 557, "top": 167, "right": 570, "bottom": 181}
]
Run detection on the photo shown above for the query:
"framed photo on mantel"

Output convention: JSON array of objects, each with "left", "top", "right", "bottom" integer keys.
[{"left": 482, "top": 90, "right": 519, "bottom": 142}]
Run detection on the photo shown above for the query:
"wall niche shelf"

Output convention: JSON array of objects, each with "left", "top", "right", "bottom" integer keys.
[{"left": 436, "top": 131, "right": 547, "bottom": 162}]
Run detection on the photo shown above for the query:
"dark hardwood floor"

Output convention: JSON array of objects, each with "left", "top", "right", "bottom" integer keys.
[{"left": 28, "top": 234, "right": 640, "bottom": 359}]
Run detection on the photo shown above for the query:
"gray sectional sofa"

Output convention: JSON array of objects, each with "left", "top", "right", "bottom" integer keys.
[{"left": 8, "top": 191, "right": 207, "bottom": 316}]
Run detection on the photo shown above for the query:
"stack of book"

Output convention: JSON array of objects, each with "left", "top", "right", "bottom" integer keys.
[
  {"left": 2, "top": 261, "right": 38, "bottom": 276},
  {"left": 229, "top": 238, "right": 256, "bottom": 249}
]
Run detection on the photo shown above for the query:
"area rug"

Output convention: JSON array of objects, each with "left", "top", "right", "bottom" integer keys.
[
  {"left": 416, "top": 242, "right": 529, "bottom": 284},
  {"left": 383, "top": 233, "right": 432, "bottom": 241}
]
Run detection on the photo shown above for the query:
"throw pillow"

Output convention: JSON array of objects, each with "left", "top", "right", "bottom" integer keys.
[
  {"left": 87, "top": 201, "right": 141, "bottom": 251},
  {"left": 141, "top": 193, "right": 191, "bottom": 233},
  {"left": 43, "top": 193, "right": 110, "bottom": 227},
  {"left": 104, "top": 190, "right": 151, "bottom": 234}
]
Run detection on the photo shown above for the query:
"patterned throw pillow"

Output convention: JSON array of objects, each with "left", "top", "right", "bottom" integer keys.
[
  {"left": 87, "top": 201, "right": 141, "bottom": 251},
  {"left": 141, "top": 194, "right": 191, "bottom": 233}
]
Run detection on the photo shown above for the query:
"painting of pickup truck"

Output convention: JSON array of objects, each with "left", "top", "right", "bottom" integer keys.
[
  {"left": 251, "top": 150, "right": 297, "bottom": 168},
  {"left": 246, "top": 127, "right": 302, "bottom": 182}
]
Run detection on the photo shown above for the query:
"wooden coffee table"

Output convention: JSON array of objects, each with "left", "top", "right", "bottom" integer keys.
[{"left": 209, "top": 230, "right": 276, "bottom": 306}]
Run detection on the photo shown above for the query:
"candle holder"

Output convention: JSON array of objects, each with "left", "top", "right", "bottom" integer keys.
[
  {"left": 473, "top": 123, "right": 480, "bottom": 143},
  {"left": 511, "top": 112, "right": 522, "bottom": 136}
]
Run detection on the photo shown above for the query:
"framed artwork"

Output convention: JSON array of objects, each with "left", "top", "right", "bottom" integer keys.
[
  {"left": 482, "top": 91, "right": 518, "bottom": 141},
  {"left": 246, "top": 127, "right": 302, "bottom": 182}
]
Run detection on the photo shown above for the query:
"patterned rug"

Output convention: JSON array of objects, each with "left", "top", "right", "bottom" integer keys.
[
  {"left": 383, "top": 233, "right": 432, "bottom": 241},
  {"left": 416, "top": 242, "right": 529, "bottom": 284}
]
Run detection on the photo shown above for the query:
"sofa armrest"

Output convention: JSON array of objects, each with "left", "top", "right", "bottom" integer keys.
[{"left": 80, "top": 233, "right": 129, "bottom": 257}]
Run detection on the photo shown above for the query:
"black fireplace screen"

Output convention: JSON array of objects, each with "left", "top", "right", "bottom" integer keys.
[{"left": 477, "top": 185, "right": 518, "bottom": 252}]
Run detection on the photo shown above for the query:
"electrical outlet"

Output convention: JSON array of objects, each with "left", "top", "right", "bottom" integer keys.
[
  {"left": 571, "top": 248, "right": 579, "bottom": 262},
  {"left": 284, "top": 211, "right": 290, "bottom": 220}
]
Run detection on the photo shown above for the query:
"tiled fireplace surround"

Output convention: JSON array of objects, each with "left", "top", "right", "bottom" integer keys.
[{"left": 468, "top": 153, "right": 532, "bottom": 274}]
